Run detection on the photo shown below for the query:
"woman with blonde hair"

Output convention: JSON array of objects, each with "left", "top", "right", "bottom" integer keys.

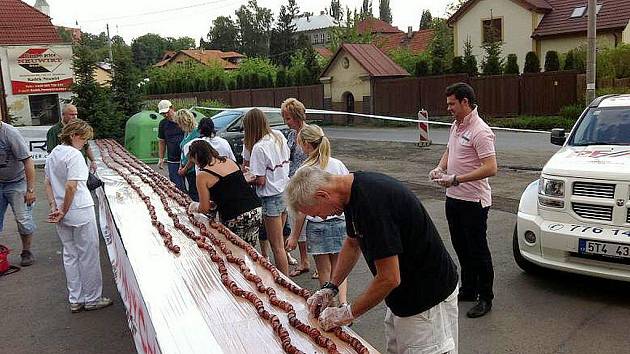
[
  {"left": 281, "top": 98, "right": 311, "bottom": 277},
  {"left": 174, "top": 109, "right": 200, "bottom": 201},
  {"left": 285, "top": 124, "right": 349, "bottom": 305},
  {"left": 44, "top": 119, "right": 113, "bottom": 312},
  {"left": 243, "top": 108, "right": 290, "bottom": 275}
]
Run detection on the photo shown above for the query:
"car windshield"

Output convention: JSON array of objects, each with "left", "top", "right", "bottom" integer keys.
[
  {"left": 264, "top": 111, "right": 284, "bottom": 126},
  {"left": 211, "top": 112, "right": 242, "bottom": 130},
  {"left": 568, "top": 107, "right": 630, "bottom": 146}
]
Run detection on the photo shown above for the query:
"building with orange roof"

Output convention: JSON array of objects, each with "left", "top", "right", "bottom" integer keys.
[{"left": 154, "top": 49, "right": 245, "bottom": 70}]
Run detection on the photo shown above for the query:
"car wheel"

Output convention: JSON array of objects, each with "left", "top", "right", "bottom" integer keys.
[{"left": 513, "top": 225, "right": 541, "bottom": 274}]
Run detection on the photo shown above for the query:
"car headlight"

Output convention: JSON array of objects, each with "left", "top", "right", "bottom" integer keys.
[{"left": 538, "top": 177, "right": 564, "bottom": 198}]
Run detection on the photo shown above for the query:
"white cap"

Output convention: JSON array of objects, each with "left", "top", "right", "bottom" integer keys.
[{"left": 158, "top": 100, "right": 172, "bottom": 113}]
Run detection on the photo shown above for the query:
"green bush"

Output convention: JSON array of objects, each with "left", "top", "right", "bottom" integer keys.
[
  {"left": 196, "top": 99, "right": 228, "bottom": 117},
  {"left": 487, "top": 116, "right": 576, "bottom": 131},
  {"left": 524, "top": 51, "right": 541, "bottom": 73},
  {"left": 564, "top": 50, "right": 575, "bottom": 70},
  {"left": 503, "top": 54, "right": 519, "bottom": 74},
  {"left": 415, "top": 59, "right": 430, "bottom": 76},
  {"left": 559, "top": 104, "right": 585, "bottom": 121},
  {"left": 544, "top": 51, "right": 560, "bottom": 71},
  {"left": 451, "top": 56, "right": 465, "bottom": 74}
]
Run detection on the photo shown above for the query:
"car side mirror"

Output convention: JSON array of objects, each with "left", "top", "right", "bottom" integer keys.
[
  {"left": 228, "top": 125, "right": 243, "bottom": 133},
  {"left": 551, "top": 128, "right": 566, "bottom": 146}
]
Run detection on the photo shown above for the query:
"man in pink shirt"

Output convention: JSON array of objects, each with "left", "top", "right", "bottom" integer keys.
[{"left": 429, "top": 83, "right": 497, "bottom": 318}]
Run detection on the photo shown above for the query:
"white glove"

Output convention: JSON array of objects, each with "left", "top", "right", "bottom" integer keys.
[
  {"left": 319, "top": 303, "right": 354, "bottom": 331},
  {"left": 187, "top": 201, "right": 200, "bottom": 214},
  {"left": 436, "top": 174, "right": 456, "bottom": 188},
  {"left": 306, "top": 288, "right": 335, "bottom": 317},
  {"left": 429, "top": 166, "right": 445, "bottom": 181}
]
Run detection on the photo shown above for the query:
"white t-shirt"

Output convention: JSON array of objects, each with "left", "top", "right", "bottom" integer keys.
[
  {"left": 45, "top": 145, "right": 94, "bottom": 225},
  {"left": 243, "top": 130, "right": 290, "bottom": 197},
  {"left": 301, "top": 157, "right": 349, "bottom": 222},
  {"left": 182, "top": 136, "right": 236, "bottom": 162}
]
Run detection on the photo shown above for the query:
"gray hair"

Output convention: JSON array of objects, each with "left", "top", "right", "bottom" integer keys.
[
  {"left": 62, "top": 104, "right": 76, "bottom": 115},
  {"left": 284, "top": 166, "right": 333, "bottom": 211}
]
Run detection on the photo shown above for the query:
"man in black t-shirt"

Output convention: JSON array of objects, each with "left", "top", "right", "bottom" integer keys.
[
  {"left": 285, "top": 167, "right": 459, "bottom": 354},
  {"left": 157, "top": 100, "right": 186, "bottom": 192}
]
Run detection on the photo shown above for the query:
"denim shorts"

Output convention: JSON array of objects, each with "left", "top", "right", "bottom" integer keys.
[
  {"left": 0, "top": 179, "right": 35, "bottom": 235},
  {"left": 306, "top": 218, "right": 346, "bottom": 255},
  {"left": 260, "top": 194, "right": 286, "bottom": 217}
]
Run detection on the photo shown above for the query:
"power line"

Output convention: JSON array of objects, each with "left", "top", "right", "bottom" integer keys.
[
  {"left": 113, "top": 1, "right": 237, "bottom": 29},
  {"left": 81, "top": 0, "right": 236, "bottom": 23}
]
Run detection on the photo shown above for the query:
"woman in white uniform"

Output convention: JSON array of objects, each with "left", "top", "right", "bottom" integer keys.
[{"left": 44, "top": 119, "right": 112, "bottom": 313}]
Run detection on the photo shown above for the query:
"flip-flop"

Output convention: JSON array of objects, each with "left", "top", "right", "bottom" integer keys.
[
  {"left": 311, "top": 270, "right": 319, "bottom": 279},
  {"left": 289, "top": 267, "right": 309, "bottom": 277}
]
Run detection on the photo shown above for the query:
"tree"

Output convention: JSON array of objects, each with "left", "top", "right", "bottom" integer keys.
[
  {"left": 167, "top": 37, "right": 195, "bottom": 50},
  {"left": 429, "top": 18, "right": 453, "bottom": 74},
  {"left": 111, "top": 44, "right": 142, "bottom": 120},
  {"left": 524, "top": 51, "right": 541, "bottom": 73},
  {"left": 481, "top": 37, "right": 503, "bottom": 75},
  {"left": 503, "top": 54, "right": 519, "bottom": 74},
  {"left": 379, "top": 0, "right": 392, "bottom": 23},
  {"left": 544, "top": 50, "right": 560, "bottom": 71},
  {"left": 57, "top": 27, "right": 73, "bottom": 43},
  {"left": 327, "top": 9, "right": 373, "bottom": 53},
  {"left": 276, "top": 69, "right": 287, "bottom": 87},
  {"left": 207, "top": 16, "right": 239, "bottom": 52},
  {"left": 415, "top": 59, "right": 430, "bottom": 76},
  {"left": 330, "top": 0, "right": 343, "bottom": 22},
  {"left": 72, "top": 42, "right": 123, "bottom": 140},
  {"left": 235, "top": 0, "right": 274, "bottom": 58},
  {"left": 419, "top": 10, "right": 433, "bottom": 30},
  {"left": 462, "top": 37, "right": 478, "bottom": 76},
  {"left": 270, "top": 0, "right": 299, "bottom": 67},
  {"left": 446, "top": 0, "right": 467, "bottom": 17},
  {"left": 564, "top": 50, "right": 575, "bottom": 70},
  {"left": 451, "top": 56, "right": 465, "bottom": 73},
  {"left": 303, "top": 46, "right": 321, "bottom": 84},
  {"left": 361, "top": 0, "right": 373, "bottom": 19}
]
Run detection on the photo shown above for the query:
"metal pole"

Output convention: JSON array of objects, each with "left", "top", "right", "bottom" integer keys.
[
  {"left": 586, "top": 0, "right": 596, "bottom": 104},
  {"left": 106, "top": 23, "right": 115, "bottom": 76}
]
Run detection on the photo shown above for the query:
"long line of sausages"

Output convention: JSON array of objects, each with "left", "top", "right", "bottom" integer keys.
[{"left": 96, "top": 139, "right": 368, "bottom": 354}]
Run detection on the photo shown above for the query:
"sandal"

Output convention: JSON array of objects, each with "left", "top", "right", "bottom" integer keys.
[
  {"left": 289, "top": 267, "right": 309, "bottom": 277},
  {"left": 311, "top": 270, "right": 319, "bottom": 279}
]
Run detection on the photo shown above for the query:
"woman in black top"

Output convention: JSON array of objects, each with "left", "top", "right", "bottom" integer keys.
[{"left": 187, "top": 140, "right": 262, "bottom": 246}]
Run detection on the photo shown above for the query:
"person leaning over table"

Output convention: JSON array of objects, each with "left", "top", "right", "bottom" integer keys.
[
  {"left": 285, "top": 166, "right": 459, "bottom": 354},
  {"left": 46, "top": 104, "right": 97, "bottom": 172},
  {"left": 44, "top": 119, "right": 113, "bottom": 313},
  {"left": 187, "top": 140, "right": 262, "bottom": 246}
]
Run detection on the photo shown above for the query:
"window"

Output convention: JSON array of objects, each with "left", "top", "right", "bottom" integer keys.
[
  {"left": 571, "top": 6, "right": 586, "bottom": 17},
  {"left": 482, "top": 18, "right": 502, "bottom": 43},
  {"left": 29, "top": 94, "right": 59, "bottom": 126}
]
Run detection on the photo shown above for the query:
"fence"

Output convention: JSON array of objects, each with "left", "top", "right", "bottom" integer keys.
[
  {"left": 373, "top": 71, "right": 578, "bottom": 118},
  {"left": 145, "top": 84, "right": 324, "bottom": 110}
]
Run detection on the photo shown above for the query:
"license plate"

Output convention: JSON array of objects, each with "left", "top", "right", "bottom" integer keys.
[{"left": 578, "top": 239, "right": 630, "bottom": 259}]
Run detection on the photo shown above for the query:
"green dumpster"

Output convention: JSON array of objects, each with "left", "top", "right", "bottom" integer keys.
[
  {"left": 124, "top": 111, "right": 161, "bottom": 163},
  {"left": 189, "top": 108, "right": 206, "bottom": 123}
]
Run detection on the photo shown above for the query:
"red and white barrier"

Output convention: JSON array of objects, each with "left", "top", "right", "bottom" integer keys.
[{"left": 417, "top": 110, "right": 431, "bottom": 147}]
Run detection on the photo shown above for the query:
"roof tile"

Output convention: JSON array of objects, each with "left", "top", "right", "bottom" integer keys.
[
  {"left": 533, "top": 0, "right": 630, "bottom": 37},
  {"left": 0, "top": 0, "right": 62, "bottom": 45},
  {"left": 321, "top": 43, "right": 409, "bottom": 78}
]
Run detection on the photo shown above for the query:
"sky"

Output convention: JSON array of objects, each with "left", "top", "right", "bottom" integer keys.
[{"left": 28, "top": 0, "right": 453, "bottom": 44}]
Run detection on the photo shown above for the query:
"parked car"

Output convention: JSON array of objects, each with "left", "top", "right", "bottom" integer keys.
[
  {"left": 204, "top": 107, "right": 290, "bottom": 163},
  {"left": 514, "top": 94, "right": 630, "bottom": 281}
]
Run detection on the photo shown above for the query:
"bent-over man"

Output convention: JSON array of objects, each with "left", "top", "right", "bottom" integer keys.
[{"left": 285, "top": 167, "right": 459, "bottom": 354}]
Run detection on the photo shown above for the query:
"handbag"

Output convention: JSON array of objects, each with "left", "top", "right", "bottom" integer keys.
[
  {"left": 87, "top": 172, "right": 104, "bottom": 191},
  {"left": 0, "top": 244, "right": 20, "bottom": 276}
]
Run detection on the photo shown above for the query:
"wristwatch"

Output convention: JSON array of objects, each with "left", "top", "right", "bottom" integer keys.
[
  {"left": 452, "top": 175, "right": 460, "bottom": 186},
  {"left": 321, "top": 282, "right": 339, "bottom": 296}
]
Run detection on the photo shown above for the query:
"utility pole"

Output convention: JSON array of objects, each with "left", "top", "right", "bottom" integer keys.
[
  {"left": 106, "top": 23, "right": 115, "bottom": 76},
  {"left": 586, "top": 0, "right": 596, "bottom": 104}
]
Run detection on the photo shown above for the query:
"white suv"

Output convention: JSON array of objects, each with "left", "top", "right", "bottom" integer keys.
[{"left": 514, "top": 94, "right": 630, "bottom": 280}]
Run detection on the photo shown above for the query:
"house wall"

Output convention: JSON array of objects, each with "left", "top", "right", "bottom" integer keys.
[
  {"left": 454, "top": 0, "right": 537, "bottom": 72},
  {"left": 623, "top": 22, "right": 630, "bottom": 43},
  {"left": 322, "top": 49, "right": 371, "bottom": 105},
  {"left": 539, "top": 32, "right": 618, "bottom": 59},
  {"left": 160, "top": 52, "right": 196, "bottom": 68},
  {"left": 93, "top": 67, "right": 112, "bottom": 86},
  {"left": 298, "top": 29, "right": 331, "bottom": 48}
]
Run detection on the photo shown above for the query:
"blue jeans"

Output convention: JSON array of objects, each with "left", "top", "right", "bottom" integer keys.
[
  {"left": 0, "top": 179, "right": 35, "bottom": 235},
  {"left": 167, "top": 162, "right": 187, "bottom": 193},
  {"left": 260, "top": 194, "right": 286, "bottom": 217}
]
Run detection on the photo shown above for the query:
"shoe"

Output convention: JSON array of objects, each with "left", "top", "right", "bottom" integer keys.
[
  {"left": 458, "top": 292, "right": 477, "bottom": 302},
  {"left": 85, "top": 297, "right": 113, "bottom": 311},
  {"left": 20, "top": 250, "right": 34, "bottom": 266},
  {"left": 70, "top": 303, "right": 84, "bottom": 313},
  {"left": 312, "top": 270, "right": 319, "bottom": 279},
  {"left": 466, "top": 299, "right": 492, "bottom": 318},
  {"left": 289, "top": 267, "right": 309, "bottom": 277},
  {"left": 287, "top": 253, "right": 298, "bottom": 266}
]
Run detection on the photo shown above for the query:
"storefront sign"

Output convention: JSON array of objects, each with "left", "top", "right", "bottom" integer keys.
[{"left": 7, "top": 45, "right": 73, "bottom": 94}]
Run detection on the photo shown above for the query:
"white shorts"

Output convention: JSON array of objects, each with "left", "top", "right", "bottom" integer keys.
[{"left": 385, "top": 286, "right": 459, "bottom": 354}]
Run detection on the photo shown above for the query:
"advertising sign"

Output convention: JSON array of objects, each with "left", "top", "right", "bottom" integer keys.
[{"left": 7, "top": 45, "right": 73, "bottom": 94}]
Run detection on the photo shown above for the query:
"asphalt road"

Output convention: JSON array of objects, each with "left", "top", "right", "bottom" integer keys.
[{"left": 2, "top": 139, "right": 630, "bottom": 353}]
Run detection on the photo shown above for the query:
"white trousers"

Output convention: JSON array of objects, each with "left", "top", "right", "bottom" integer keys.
[
  {"left": 56, "top": 208, "right": 103, "bottom": 305},
  {"left": 385, "top": 286, "right": 459, "bottom": 354}
]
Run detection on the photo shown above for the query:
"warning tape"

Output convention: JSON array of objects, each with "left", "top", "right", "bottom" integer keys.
[{"left": 192, "top": 106, "right": 553, "bottom": 135}]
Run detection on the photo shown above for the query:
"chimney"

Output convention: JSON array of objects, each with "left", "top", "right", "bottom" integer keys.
[
  {"left": 306, "top": 13, "right": 310, "bottom": 21},
  {"left": 321, "top": 11, "right": 325, "bottom": 15},
  {"left": 407, "top": 26, "right": 413, "bottom": 39},
  {"left": 34, "top": 0, "right": 50, "bottom": 16}
]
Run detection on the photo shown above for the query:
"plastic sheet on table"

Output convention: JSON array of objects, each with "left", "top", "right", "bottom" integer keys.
[{"left": 92, "top": 141, "right": 379, "bottom": 354}]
